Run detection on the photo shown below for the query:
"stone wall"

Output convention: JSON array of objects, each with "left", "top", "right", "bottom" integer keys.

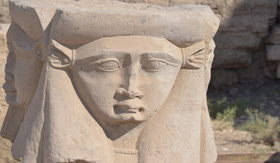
[
  {"left": 267, "top": 3, "right": 280, "bottom": 79},
  {"left": 0, "top": 0, "right": 10, "bottom": 23},
  {"left": 170, "top": 0, "right": 277, "bottom": 69},
  {"left": 0, "top": 24, "right": 8, "bottom": 128}
]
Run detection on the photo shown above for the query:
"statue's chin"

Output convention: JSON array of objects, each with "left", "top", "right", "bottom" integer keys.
[{"left": 5, "top": 94, "right": 21, "bottom": 106}]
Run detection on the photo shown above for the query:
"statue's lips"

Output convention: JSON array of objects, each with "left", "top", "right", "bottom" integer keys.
[
  {"left": 114, "top": 101, "right": 145, "bottom": 114},
  {"left": 3, "top": 83, "right": 16, "bottom": 94}
]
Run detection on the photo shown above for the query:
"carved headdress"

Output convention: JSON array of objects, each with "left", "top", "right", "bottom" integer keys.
[
  {"left": 3, "top": 0, "right": 219, "bottom": 163},
  {"left": 1, "top": 0, "right": 56, "bottom": 141}
]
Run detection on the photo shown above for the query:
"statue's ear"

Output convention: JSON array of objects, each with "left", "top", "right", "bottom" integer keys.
[
  {"left": 181, "top": 41, "right": 206, "bottom": 69},
  {"left": 49, "top": 40, "right": 75, "bottom": 69},
  {"left": 34, "top": 41, "right": 46, "bottom": 62}
]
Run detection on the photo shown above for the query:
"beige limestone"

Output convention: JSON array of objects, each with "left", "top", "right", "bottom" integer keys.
[
  {"left": 166, "top": 0, "right": 277, "bottom": 70},
  {"left": 1, "top": 0, "right": 219, "bottom": 162},
  {"left": 1, "top": 9, "right": 51, "bottom": 141},
  {"left": 1, "top": 0, "right": 279, "bottom": 72},
  {"left": 0, "top": 23, "right": 18, "bottom": 163},
  {"left": 0, "top": 0, "right": 10, "bottom": 23}
]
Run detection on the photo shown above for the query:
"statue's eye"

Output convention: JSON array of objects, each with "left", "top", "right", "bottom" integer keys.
[
  {"left": 13, "top": 47, "right": 33, "bottom": 58},
  {"left": 142, "top": 59, "right": 171, "bottom": 72},
  {"left": 95, "top": 58, "right": 120, "bottom": 72}
]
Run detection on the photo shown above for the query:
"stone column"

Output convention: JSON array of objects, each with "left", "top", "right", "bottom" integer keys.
[{"left": 1, "top": 0, "right": 219, "bottom": 162}]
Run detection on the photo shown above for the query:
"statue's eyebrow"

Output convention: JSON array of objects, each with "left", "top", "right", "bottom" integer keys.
[
  {"left": 75, "top": 50, "right": 129, "bottom": 63},
  {"left": 13, "top": 44, "right": 34, "bottom": 58},
  {"left": 140, "top": 52, "right": 181, "bottom": 63}
]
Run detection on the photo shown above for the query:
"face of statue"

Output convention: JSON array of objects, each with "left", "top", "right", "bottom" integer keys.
[
  {"left": 2, "top": 25, "right": 43, "bottom": 108},
  {"left": 71, "top": 36, "right": 182, "bottom": 125}
]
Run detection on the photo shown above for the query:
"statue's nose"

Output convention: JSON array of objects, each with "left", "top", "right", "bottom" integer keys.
[
  {"left": 116, "top": 77, "right": 144, "bottom": 99},
  {"left": 5, "top": 72, "right": 14, "bottom": 82},
  {"left": 115, "top": 88, "right": 143, "bottom": 99},
  {"left": 116, "top": 65, "right": 143, "bottom": 99}
]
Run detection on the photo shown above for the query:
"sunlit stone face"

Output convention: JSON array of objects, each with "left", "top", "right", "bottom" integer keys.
[
  {"left": 3, "top": 25, "right": 43, "bottom": 108},
  {"left": 71, "top": 36, "right": 183, "bottom": 125}
]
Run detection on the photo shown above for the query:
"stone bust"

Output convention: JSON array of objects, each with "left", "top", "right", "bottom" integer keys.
[{"left": 1, "top": 0, "right": 219, "bottom": 163}]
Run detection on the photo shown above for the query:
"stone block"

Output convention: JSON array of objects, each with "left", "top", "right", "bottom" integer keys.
[
  {"left": 0, "top": 24, "right": 8, "bottom": 53},
  {"left": 170, "top": 0, "right": 277, "bottom": 19},
  {"left": 0, "top": 6, "right": 11, "bottom": 23},
  {"left": 219, "top": 16, "right": 269, "bottom": 35},
  {"left": 268, "top": 25, "right": 280, "bottom": 44},
  {"left": 230, "top": 0, "right": 277, "bottom": 18},
  {"left": 213, "top": 49, "right": 251, "bottom": 68},
  {"left": 214, "top": 32, "right": 261, "bottom": 50},
  {"left": 210, "top": 69, "right": 238, "bottom": 88},
  {"left": 1, "top": 0, "right": 9, "bottom": 6},
  {"left": 169, "top": 0, "right": 220, "bottom": 11},
  {"left": 121, "top": 0, "right": 169, "bottom": 7},
  {"left": 266, "top": 45, "right": 280, "bottom": 61},
  {"left": 276, "top": 63, "right": 280, "bottom": 79}
]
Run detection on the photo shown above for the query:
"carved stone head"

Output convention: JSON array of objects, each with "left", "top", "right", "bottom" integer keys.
[
  {"left": 3, "top": 23, "right": 43, "bottom": 108},
  {"left": 1, "top": 1, "right": 219, "bottom": 163},
  {"left": 71, "top": 36, "right": 182, "bottom": 126},
  {"left": 1, "top": 7, "right": 52, "bottom": 141}
]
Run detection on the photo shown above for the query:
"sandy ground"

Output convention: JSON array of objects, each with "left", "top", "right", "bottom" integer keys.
[{"left": 215, "top": 127, "right": 274, "bottom": 155}]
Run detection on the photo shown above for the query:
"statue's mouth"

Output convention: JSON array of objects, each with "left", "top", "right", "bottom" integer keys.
[
  {"left": 113, "top": 103, "right": 145, "bottom": 114},
  {"left": 3, "top": 82, "right": 17, "bottom": 94}
]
